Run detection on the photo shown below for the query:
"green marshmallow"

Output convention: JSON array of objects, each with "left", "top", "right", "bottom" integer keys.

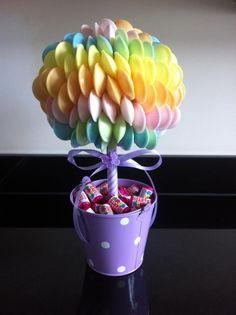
[
  {"left": 146, "top": 129, "right": 157, "bottom": 150},
  {"left": 94, "top": 136, "right": 108, "bottom": 151},
  {"left": 98, "top": 113, "right": 113, "bottom": 143},
  {"left": 143, "top": 41, "right": 154, "bottom": 59},
  {"left": 101, "top": 141, "right": 108, "bottom": 152},
  {"left": 113, "top": 115, "right": 126, "bottom": 143},
  {"left": 114, "top": 36, "right": 129, "bottom": 60},
  {"left": 108, "top": 136, "right": 118, "bottom": 151},
  {"left": 129, "top": 38, "right": 144, "bottom": 58},
  {"left": 76, "top": 121, "right": 89, "bottom": 146},
  {"left": 96, "top": 35, "right": 113, "bottom": 56},
  {"left": 115, "top": 28, "right": 129, "bottom": 45}
]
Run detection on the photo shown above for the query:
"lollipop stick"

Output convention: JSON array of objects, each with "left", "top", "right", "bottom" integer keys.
[{"left": 107, "top": 148, "right": 118, "bottom": 196}]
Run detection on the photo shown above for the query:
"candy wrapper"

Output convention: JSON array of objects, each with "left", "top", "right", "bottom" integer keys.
[
  {"left": 77, "top": 180, "right": 154, "bottom": 214},
  {"left": 84, "top": 182, "right": 104, "bottom": 203},
  {"left": 97, "top": 181, "right": 109, "bottom": 196},
  {"left": 127, "top": 184, "right": 140, "bottom": 196},
  {"left": 139, "top": 186, "right": 153, "bottom": 199}
]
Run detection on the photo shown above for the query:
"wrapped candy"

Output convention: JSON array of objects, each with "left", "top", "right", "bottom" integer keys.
[
  {"left": 108, "top": 196, "right": 129, "bottom": 214},
  {"left": 118, "top": 186, "right": 130, "bottom": 198},
  {"left": 79, "top": 181, "right": 155, "bottom": 215},
  {"left": 78, "top": 191, "right": 91, "bottom": 210},
  {"left": 127, "top": 184, "right": 140, "bottom": 196},
  {"left": 98, "top": 204, "right": 114, "bottom": 215},
  {"left": 130, "top": 196, "right": 151, "bottom": 210},
  {"left": 84, "top": 182, "right": 104, "bottom": 203},
  {"left": 97, "top": 181, "right": 109, "bottom": 196},
  {"left": 139, "top": 186, "right": 153, "bottom": 199}
]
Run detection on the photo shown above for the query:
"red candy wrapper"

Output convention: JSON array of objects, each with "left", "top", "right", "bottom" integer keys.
[
  {"left": 127, "top": 184, "right": 140, "bottom": 196},
  {"left": 97, "top": 181, "right": 109, "bottom": 196},
  {"left": 130, "top": 195, "right": 151, "bottom": 210},
  {"left": 119, "top": 195, "right": 132, "bottom": 206},
  {"left": 118, "top": 186, "right": 130, "bottom": 198},
  {"left": 92, "top": 203, "right": 101, "bottom": 213},
  {"left": 78, "top": 191, "right": 91, "bottom": 210},
  {"left": 84, "top": 182, "right": 104, "bottom": 203},
  {"left": 139, "top": 186, "right": 154, "bottom": 199},
  {"left": 98, "top": 204, "right": 113, "bottom": 215},
  {"left": 108, "top": 196, "right": 129, "bottom": 214}
]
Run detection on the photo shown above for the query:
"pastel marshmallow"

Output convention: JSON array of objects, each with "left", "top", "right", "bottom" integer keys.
[
  {"left": 69, "top": 104, "right": 79, "bottom": 128},
  {"left": 146, "top": 106, "right": 161, "bottom": 130},
  {"left": 158, "top": 105, "right": 173, "bottom": 130},
  {"left": 168, "top": 107, "right": 181, "bottom": 129},
  {"left": 133, "top": 102, "right": 146, "bottom": 133},
  {"left": 88, "top": 90, "right": 102, "bottom": 122},
  {"left": 77, "top": 94, "right": 90, "bottom": 122},
  {"left": 120, "top": 97, "right": 134, "bottom": 126},
  {"left": 102, "top": 93, "right": 117, "bottom": 123},
  {"left": 52, "top": 99, "right": 70, "bottom": 124}
]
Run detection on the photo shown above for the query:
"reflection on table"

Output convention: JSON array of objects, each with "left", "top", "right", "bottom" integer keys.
[{"left": 78, "top": 265, "right": 149, "bottom": 315}]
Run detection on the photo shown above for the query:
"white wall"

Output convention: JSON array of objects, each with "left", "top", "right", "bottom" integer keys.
[{"left": 0, "top": 0, "right": 235, "bottom": 155}]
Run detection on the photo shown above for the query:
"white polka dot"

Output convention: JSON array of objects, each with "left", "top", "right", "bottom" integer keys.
[
  {"left": 117, "top": 266, "right": 126, "bottom": 273},
  {"left": 134, "top": 236, "right": 141, "bottom": 245},
  {"left": 120, "top": 218, "right": 129, "bottom": 225},
  {"left": 141, "top": 253, "right": 144, "bottom": 262},
  {"left": 101, "top": 241, "right": 110, "bottom": 249},
  {"left": 88, "top": 258, "right": 94, "bottom": 267}
]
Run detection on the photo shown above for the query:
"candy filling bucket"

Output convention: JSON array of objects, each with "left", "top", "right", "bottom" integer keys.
[{"left": 70, "top": 178, "right": 157, "bottom": 277}]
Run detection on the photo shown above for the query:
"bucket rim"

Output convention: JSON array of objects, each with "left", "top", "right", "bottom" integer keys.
[{"left": 71, "top": 178, "right": 157, "bottom": 220}]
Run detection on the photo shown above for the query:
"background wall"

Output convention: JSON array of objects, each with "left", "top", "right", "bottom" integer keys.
[{"left": 0, "top": 0, "right": 235, "bottom": 155}]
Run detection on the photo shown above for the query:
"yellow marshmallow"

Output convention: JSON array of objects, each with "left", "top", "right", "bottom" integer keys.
[
  {"left": 117, "top": 69, "right": 135, "bottom": 100},
  {"left": 58, "top": 82, "right": 74, "bottom": 113},
  {"left": 93, "top": 63, "right": 106, "bottom": 97},
  {"left": 101, "top": 50, "right": 117, "bottom": 78},
  {"left": 106, "top": 75, "right": 122, "bottom": 105},
  {"left": 78, "top": 65, "right": 93, "bottom": 97}
]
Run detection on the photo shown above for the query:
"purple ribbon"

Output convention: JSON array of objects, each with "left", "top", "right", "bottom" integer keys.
[{"left": 68, "top": 149, "right": 162, "bottom": 181}]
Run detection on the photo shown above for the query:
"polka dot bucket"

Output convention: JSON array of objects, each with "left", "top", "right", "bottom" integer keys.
[{"left": 71, "top": 179, "right": 157, "bottom": 277}]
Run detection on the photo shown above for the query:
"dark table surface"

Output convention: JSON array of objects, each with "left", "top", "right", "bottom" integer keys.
[{"left": 1, "top": 228, "right": 236, "bottom": 315}]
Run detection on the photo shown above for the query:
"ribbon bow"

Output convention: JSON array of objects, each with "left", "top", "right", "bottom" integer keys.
[
  {"left": 68, "top": 149, "right": 162, "bottom": 179},
  {"left": 68, "top": 149, "right": 162, "bottom": 207}
]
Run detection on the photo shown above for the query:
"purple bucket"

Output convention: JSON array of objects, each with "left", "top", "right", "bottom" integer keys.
[{"left": 70, "top": 178, "right": 157, "bottom": 277}]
